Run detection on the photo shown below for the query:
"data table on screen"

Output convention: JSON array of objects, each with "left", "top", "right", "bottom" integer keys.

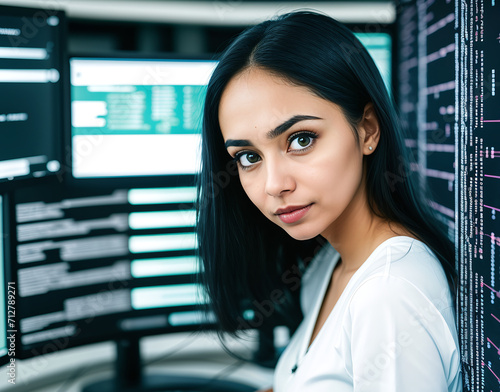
[{"left": 69, "top": 58, "right": 218, "bottom": 179}]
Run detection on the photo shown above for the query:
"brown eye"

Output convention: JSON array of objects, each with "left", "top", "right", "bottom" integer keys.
[
  {"left": 236, "top": 151, "right": 261, "bottom": 168},
  {"left": 297, "top": 136, "right": 311, "bottom": 147},
  {"left": 246, "top": 153, "right": 260, "bottom": 163},
  {"left": 289, "top": 132, "right": 317, "bottom": 151}
]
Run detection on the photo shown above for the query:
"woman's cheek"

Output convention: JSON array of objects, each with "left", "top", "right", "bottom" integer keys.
[{"left": 240, "top": 175, "right": 263, "bottom": 205}]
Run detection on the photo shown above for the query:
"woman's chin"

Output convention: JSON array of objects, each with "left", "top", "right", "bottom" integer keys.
[{"left": 281, "top": 226, "right": 321, "bottom": 241}]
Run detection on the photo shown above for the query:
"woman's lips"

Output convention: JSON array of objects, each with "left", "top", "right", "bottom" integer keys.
[{"left": 275, "top": 204, "right": 313, "bottom": 224}]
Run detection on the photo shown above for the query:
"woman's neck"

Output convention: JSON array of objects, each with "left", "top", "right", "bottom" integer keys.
[{"left": 321, "top": 184, "right": 411, "bottom": 274}]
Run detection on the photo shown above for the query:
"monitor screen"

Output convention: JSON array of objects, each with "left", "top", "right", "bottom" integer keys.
[
  {"left": 397, "top": 1, "right": 455, "bottom": 237},
  {"left": 69, "top": 58, "right": 217, "bottom": 180},
  {"left": 397, "top": 1, "right": 500, "bottom": 390},
  {"left": 454, "top": 1, "right": 500, "bottom": 389},
  {"left": 11, "top": 180, "right": 221, "bottom": 358},
  {"left": 354, "top": 32, "right": 392, "bottom": 93},
  {"left": 0, "top": 6, "right": 65, "bottom": 184}
]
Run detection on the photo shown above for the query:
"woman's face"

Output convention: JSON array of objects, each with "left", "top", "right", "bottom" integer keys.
[{"left": 219, "top": 68, "right": 372, "bottom": 241}]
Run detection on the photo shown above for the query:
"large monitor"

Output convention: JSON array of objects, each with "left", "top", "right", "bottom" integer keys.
[
  {"left": 455, "top": 1, "right": 500, "bottom": 389},
  {"left": 69, "top": 57, "right": 218, "bottom": 183},
  {"left": 0, "top": 5, "right": 66, "bottom": 185},
  {"left": 10, "top": 178, "right": 255, "bottom": 391},
  {"left": 397, "top": 1, "right": 500, "bottom": 390},
  {"left": 12, "top": 180, "right": 207, "bottom": 357}
]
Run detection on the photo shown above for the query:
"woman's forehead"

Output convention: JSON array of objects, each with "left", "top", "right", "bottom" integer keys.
[{"left": 219, "top": 69, "right": 330, "bottom": 122}]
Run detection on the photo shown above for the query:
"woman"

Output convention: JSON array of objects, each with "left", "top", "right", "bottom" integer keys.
[{"left": 196, "top": 11, "right": 462, "bottom": 391}]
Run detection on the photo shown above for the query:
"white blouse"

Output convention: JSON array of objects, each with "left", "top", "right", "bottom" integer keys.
[{"left": 273, "top": 236, "right": 462, "bottom": 392}]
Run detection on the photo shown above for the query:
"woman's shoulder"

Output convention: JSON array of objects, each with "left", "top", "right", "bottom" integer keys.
[
  {"left": 358, "top": 236, "right": 451, "bottom": 293},
  {"left": 348, "top": 236, "right": 456, "bottom": 331}
]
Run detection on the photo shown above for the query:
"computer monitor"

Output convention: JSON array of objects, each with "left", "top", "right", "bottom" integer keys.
[
  {"left": 10, "top": 178, "right": 255, "bottom": 391},
  {"left": 12, "top": 180, "right": 205, "bottom": 357},
  {"left": 0, "top": 5, "right": 66, "bottom": 185},
  {"left": 69, "top": 56, "right": 218, "bottom": 184},
  {"left": 397, "top": 1, "right": 500, "bottom": 390}
]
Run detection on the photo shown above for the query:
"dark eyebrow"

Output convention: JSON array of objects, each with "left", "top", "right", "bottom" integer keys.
[
  {"left": 224, "top": 139, "right": 254, "bottom": 148},
  {"left": 266, "top": 115, "right": 322, "bottom": 139},
  {"left": 224, "top": 115, "right": 321, "bottom": 148}
]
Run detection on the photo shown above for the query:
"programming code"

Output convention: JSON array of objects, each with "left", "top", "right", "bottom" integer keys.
[
  {"left": 457, "top": 0, "right": 500, "bottom": 389},
  {"left": 398, "top": 1, "right": 500, "bottom": 390}
]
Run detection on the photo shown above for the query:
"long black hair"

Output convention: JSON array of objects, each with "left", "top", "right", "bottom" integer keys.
[{"left": 196, "top": 10, "right": 456, "bottom": 338}]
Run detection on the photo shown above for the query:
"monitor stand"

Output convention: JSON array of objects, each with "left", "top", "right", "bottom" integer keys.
[{"left": 81, "top": 337, "right": 256, "bottom": 392}]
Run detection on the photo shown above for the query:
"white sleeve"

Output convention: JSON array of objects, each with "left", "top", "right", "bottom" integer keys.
[{"left": 347, "top": 275, "right": 455, "bottom": 392}]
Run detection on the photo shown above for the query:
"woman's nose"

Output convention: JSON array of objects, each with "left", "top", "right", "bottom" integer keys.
[{"left": 264, "top": 160, "right": 296, "bottom": 197}]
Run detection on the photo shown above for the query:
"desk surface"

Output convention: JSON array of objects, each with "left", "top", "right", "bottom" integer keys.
[{"left": 0, "top": 331, "right": 274, "bottom": 392}]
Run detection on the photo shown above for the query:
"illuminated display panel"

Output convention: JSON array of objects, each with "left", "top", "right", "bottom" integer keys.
[
  {"left": 457, "top": 1, "right": 500, "bottom": 390},
  {"left": 397, "top": 1, "right": 500, "bottom": 390},
  {"left": 11, "top": 182, "right": 221, "bottom": 358},
  {"left": 0, "top": 6, "right": 65, "bottom": 184},
  {"left": 69, "top": 58, "right": 217, "bottom": 179},
  {"left": 355, "top": 32, "right": 392, "bottom": 93}
]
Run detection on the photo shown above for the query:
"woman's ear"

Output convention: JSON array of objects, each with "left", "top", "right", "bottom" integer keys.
[{"left": 358, "top": 102, "right": 380, "bottom": 155}]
